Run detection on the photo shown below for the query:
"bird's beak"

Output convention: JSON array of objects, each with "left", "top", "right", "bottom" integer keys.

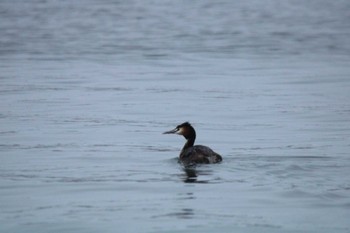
[{"left": 163, "top": 128, "right": 178, "bottom": 134}]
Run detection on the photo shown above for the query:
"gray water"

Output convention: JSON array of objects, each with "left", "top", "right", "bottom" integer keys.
[{"left": 1, "top": 1, "right": 350, "bottom": 232}]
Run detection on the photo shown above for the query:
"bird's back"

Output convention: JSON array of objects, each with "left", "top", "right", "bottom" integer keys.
[{"left": 180, "top": 145, "right": 222, "bottom": 165}]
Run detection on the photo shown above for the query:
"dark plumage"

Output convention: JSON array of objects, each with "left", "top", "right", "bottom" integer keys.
[{"left": 163, "top": 122, "right": 222, "bottom": 165}]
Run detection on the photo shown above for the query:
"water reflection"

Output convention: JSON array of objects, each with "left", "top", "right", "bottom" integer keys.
[
  {"left": 152, "top": 192, "right": 195, "bottom": 220},
  {"left": 183, "top": 167, "right": 197, "bottom": 183},
  {"left": 169, "top": 208, "right": 195, "bottom": 220},
  {"left": 153, "top": 207, "right": 195, "bottom": 220},
  {"left": 181, "top": 166, "right": 214, "bottom": 184}
]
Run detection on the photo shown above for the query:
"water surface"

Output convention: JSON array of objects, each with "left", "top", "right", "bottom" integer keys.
[{"left": 1, "top": 1, "right": 350, "bottom": 232}]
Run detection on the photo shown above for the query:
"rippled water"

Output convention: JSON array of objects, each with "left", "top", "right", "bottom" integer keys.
[{"left": 1, "top": 1, "right": 350, "bottom": 232}]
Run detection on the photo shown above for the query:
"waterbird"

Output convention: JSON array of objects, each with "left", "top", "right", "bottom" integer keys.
[{"left": 163, "top": 122, "right": 222, "bottom": 165}]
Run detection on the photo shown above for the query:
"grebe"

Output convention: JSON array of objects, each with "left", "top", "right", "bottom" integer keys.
[{"left": 163, "top": 122, "right": 222, "bottom": 165}]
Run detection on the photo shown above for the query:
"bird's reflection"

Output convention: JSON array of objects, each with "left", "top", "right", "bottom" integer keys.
[
  {"left": 172, "top": 208, "right": 194, "bottom": 219},
  {"left": 183, "top": 167, "right": 197, "bottom": 183},
  {"left": 182, "top": 166, "right": 213, "bottom": 183}
]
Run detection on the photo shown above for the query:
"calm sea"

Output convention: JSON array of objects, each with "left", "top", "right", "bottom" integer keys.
[{"left": 1, "top": 1, "right": 350, "bottom": 232}]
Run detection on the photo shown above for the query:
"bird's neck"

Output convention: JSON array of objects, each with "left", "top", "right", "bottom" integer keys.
[
  {"left": 182, "top": 133, "right": 195, "bottom": 151},
  {"left": 180, "top": 137, "right": 195, "bottom": 159}
]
